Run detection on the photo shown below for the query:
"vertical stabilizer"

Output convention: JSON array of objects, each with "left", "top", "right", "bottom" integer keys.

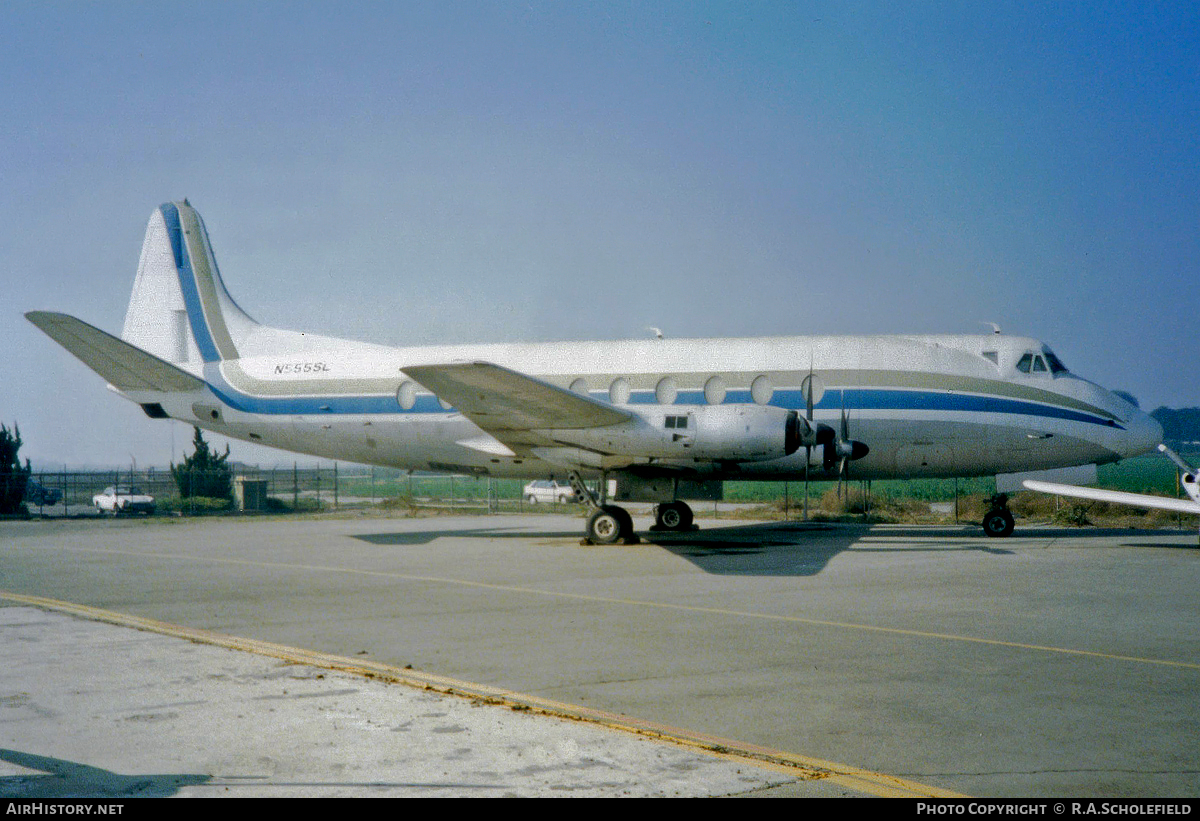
[{"left": 121, "top": 201, "right": 258, "bottom": 370}]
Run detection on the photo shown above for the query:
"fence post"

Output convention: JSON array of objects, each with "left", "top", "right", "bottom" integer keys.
[{"left": 334, "top": 462, "right": 338, "bottom": 509}]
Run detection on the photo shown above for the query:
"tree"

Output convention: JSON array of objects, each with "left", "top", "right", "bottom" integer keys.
[
  {"left": 1151, "top": 407, "right": 1200, "bottom": 445},
  {"left": 0, "top": 423, "right": 32, "bottom": 515},
  {"left": 172, "top": 427, "right": 233, "bottom": 500}
]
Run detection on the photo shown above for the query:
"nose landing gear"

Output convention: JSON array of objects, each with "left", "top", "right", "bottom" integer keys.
[{"left": 982, "top": 493, "right": 1015, "bottom": 538}]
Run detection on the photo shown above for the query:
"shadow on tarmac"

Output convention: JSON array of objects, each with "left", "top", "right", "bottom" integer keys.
[
  {"left": 0, "top": 748, "right": 211, "bottom": 798},
  {"left": 351, "top": 520, "right": 1028, "bottom": 576}
]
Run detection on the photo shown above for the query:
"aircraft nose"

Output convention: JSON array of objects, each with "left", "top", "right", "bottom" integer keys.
[{"left": 1120, "top": 410, "right": 1163, "bottom": 458}]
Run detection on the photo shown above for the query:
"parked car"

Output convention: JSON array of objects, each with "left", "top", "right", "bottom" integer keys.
[
  {"left": 93, "top": 485, "right": 155, "bottom": 515},
  {"left": 522, "top": 480, "right": 578, "bottom": 504},
  {"left": 25, "top": 480, "right": 63, "bottom": 507}
]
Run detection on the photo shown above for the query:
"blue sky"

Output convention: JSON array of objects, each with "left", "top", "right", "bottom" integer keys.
[{"left": 3, "top": 2, "right": 1197, "bottom": 468}]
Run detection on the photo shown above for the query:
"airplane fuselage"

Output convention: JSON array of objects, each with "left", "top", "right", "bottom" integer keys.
[{"left": 137, "top": 328, "right": 1155, "bottom": 482}]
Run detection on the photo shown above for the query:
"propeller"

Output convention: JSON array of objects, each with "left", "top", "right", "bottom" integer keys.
[
  {"left": 800, "top": 366, "right": 836, "bottom": 518},
  {"left": 823, "top": 389, "right": 869, "bottom": 496}
]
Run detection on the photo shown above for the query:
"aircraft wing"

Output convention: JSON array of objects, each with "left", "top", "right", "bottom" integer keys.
[
  {"left": 25, "top": 311, "right": 205, "bottom": 393},
  {"left": 402, "top": 361, "right": 632, "bottom": 454},
  {"left": 1022, "top": 480, "right": 1200, "bottom": 515}
]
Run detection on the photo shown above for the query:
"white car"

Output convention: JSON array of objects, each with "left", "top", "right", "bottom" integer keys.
[
  {"left": 93, "top": 485, "right": 155, "bottom": 515},
  {"left": 522, "top": 480, "right": 578, "bottom": 504}
]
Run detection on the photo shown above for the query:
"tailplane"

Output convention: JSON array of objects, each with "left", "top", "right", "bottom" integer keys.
[{"left": 121, "top": 200, "right": 259, "bottom": 370}]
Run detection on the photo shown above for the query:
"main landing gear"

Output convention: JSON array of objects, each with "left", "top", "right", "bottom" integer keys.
[
  {"left": 585, "top": 505, "right": 635, "bottom": 544},
  {"left": 568, "top": 471, "right": 639, "bottom": 545},
  {"left": 653, "top": 500, "right": 694, "bottom": 532},
  {"left": 982, "top": 493, "right": 1015, "bottom": 538},
  {"left": 568, "top": 473, "right": 698, "bottom": 544}
]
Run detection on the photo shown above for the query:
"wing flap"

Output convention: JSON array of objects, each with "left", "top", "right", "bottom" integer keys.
[
  {"left": 26, "top": 311, "right": 205, "bottom": 393},
  {"left": 402, "top": 362, "right": 631, "bottom": 452}
]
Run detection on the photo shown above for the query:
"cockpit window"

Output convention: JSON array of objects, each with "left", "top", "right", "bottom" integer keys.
[
  {"left": 1017, "top": 350, "right": 1068, "bottom": 376},
  {"left": 1043, "top": 349, "right": 1069, "bottom": 374}
]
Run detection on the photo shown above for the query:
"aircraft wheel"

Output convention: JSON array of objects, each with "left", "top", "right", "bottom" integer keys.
[
  {"left": 614, "top": 506, "right": 634, "bottom": 538},
  {"left": 982, "top": 508, "right": 1014, "bottom": 538},
  {"left": 656, "top": 501, "right": 693, "bottom": 531},
  {"left": 587, "top": 506, "right": 629, "bottom": 545}
]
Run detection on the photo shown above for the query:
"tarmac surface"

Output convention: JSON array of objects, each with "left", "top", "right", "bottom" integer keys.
[
  {"left": 1, "top": 511, "right": 1198, "bottom": 798},
  {"left": 0, "top": 605, "right": 799, "bottom": 797}
]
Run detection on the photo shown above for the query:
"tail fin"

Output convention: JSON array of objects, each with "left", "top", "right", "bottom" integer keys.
[{"left": 121, "top": 201, "right": 258, "bottom": 368}]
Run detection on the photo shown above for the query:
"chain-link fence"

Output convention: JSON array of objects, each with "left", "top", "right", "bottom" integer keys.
[{"left": 12, "top": 465, "right": 583, "bottom": 517}]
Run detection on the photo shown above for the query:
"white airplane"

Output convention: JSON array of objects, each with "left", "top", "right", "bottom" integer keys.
[
  {"left": 1024, "top": 444, "right": 1200, "bottom": 523},
  {"left": 27, "top": 201, "right": 1163, "bottom": 543}
]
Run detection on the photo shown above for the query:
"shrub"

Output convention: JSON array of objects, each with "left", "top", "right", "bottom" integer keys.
[
  {"left": 172, "top": 427, "right": 233, "bottom": 501},
  {"left": 0, "top": 423, "right": 31, "bottom": 515}
]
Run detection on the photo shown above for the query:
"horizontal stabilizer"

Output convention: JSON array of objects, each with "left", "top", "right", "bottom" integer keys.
[
  {"left": 26, "top": 311, "right": 205, "bottom": 393},
  {"left": 1022, "top": 480, "right": 1200, "bottom": 515}
]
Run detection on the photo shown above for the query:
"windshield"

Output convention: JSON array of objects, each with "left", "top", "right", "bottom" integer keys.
[
  {"left": 1017, "top": 350, "right": 1070, "bottom": 376},
  {"left": 1043, "top": 349, "right": 1069, "bottom": 374}
]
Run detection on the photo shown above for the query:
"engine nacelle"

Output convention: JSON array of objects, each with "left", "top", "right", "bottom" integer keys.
[{"left": 538, "top": 404, "right": 805, "bottom": 463}]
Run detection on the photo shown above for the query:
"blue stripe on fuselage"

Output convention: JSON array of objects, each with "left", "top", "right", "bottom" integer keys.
[{"left": 200, "top": 376, "right": 1123, "bottom": 430}]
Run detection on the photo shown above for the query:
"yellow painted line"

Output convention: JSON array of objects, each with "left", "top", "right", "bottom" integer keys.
[
  {"left": 0, "top": 590, "right": 962, "bottom": 798},
  {"left": 8, "top": 540, "right": 1200, "bottom": 672}
]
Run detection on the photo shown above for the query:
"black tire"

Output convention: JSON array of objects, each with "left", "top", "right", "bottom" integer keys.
[
  {"left": 587, "top": 506, "right": 627, "bottom": 544},
  {"left": 613, "top": 506, "right": 634, "bottom": 539},
  {"left": 656, "top": 501, "right": 693, "bottom": 531},
  {"left": 982, "top": 508, "right": 1014, "bottom": 538}
]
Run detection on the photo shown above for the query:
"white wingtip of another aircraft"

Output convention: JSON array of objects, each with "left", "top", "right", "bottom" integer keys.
[{"left": 1022, "top": 444, "right": 1200, "bottom": 515}]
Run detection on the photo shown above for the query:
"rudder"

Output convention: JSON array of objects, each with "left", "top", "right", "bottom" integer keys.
[{"left": 121, "top": 200, "right": 258, "bottom": 370}]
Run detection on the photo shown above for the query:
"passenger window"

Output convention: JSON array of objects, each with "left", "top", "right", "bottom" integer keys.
[
  {"left": 1016, "top": 353, "right": 1034, "bottom": 373},
  {"left": 704, "top": 375, "right": 726, "bottom": 405}
]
